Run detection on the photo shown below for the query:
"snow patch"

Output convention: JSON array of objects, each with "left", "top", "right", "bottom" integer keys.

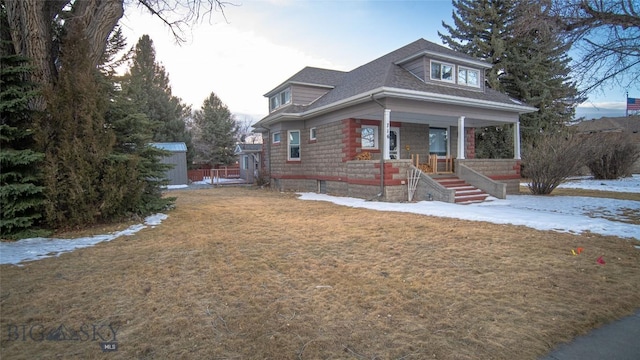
[
  {"left": 0, "top": 213, "right": 168, "bottom": 266},
  {"left": 298, "top": 177, "right": 640, "bottom": 241}
]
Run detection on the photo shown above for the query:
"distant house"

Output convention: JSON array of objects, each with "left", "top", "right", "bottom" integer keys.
[
  {"left": 150, "top": 142, "right": 188, "bottom": 186},
  {"left": 575, "top": 116, "right": 640, "bottom": 174},
  {"left": 234, "top": 143, "right": 262, "bottom": 183},
  {"left": 253, "top": 39, "right": 536, "bottom": 203}
]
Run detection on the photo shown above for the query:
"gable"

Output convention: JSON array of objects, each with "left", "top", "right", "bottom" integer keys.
[{"left": 264, "top": 67, "right": 347, "bottom": 113}]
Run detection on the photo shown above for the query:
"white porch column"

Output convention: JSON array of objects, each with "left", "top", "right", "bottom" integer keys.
[
  {"left": 382, "top": 108, "right": 391, "bottom": 160},
  {"left": 514, "top": 121, "right": 521, "bottom": 160},
  {"left": 457, "top": 116, "right": 466, "bottom": 160}
]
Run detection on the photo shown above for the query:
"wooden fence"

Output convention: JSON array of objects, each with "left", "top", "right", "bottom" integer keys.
[{"left": 188, "top": 167, "right": 240, "bottom": 182}]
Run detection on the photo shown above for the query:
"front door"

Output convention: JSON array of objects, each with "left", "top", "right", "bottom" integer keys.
[{"left": 389, "top": 127, "right": 400, "bottom": 159}]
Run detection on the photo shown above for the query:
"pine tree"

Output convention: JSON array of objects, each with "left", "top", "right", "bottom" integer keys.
[
  {"left": 104, "top": 83, "right": 175, "bottom": 217},
  {"left": 439, "top": 0, "right": 579, "bottom": 157},
  {"left": 192, "top": 92, "right": 239, "bottom": 166},
  {"left": 0, "top": 42, "right": 49, "bottom": 239},
  {"left": 122, "top": 35, "right": 194, "bottom": 163},
  {"left": 502, "top": 4, "right": 579, "bottom": 144},
  {"left": 100, "top": 29, "right": 175, "bottom": 217},
  {"left": 440, "top": 0, "right": 516, "bottom": 90}
]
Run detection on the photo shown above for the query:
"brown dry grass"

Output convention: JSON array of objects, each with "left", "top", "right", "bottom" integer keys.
[{"left": 1, "top": 187, "right": 639, "bottom": 359}]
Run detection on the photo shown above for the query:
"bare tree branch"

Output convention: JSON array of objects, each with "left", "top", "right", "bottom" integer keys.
[
  {"left": 551, "top": 0, "right": 640, "bottom": 95},
  {"left": 135, "top": 0, "right": 235, "bottom": 43}
]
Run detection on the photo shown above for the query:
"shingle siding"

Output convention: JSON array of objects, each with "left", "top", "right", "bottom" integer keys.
[{"left": 291, "top": 84, "right": 331, "bottom": 106}]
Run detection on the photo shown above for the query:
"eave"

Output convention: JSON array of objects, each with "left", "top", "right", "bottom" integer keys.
[{"left": 254, "top": 87, "right": 537, "bottom": 129}]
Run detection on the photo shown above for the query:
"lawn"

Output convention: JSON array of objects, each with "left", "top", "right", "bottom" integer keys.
[{"left": 1, "top": 187, "right": 639, "bottom": 359}]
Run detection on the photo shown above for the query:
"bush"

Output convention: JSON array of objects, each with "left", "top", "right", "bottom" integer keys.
[
  {"left": 584, "top": 132, "right": 639, "bottom": 180},
  {"left": 256, "top": 168, "right": 270, "bottom": 187},
  {"left": 522, "top": 131, "right": 587, "bottom": 195}
]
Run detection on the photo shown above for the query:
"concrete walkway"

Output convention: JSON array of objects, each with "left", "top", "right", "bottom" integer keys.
[{"left": 540, "top": 309, "right": 640, "bottom": 360}]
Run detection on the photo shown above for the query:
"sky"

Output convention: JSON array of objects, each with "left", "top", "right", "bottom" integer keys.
[
  {"left": 1, "top": 175, "right": 638, "bottom": 266},
  {"left": 117, "top": 0, "right": 639, "bottom": 124}
]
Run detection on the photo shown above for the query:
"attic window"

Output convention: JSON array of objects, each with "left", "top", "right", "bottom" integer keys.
[
  {"left": 430, "top": 61, "right": 454, "bottom": 83},
  {"left": 458, "top": 67, "right": 480, "bottom": 87},
  {"left": 270, "top": 87, "right": 291, "bottom": 111}
]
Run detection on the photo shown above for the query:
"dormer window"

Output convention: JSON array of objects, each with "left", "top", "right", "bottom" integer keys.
[
  {"left": 458, "top": 67, "right": 480, "bottom": 87},
  {"left": 430, "top": 61, "right": 454, "bottom": 83},
  {"left": 270, "top": 87, "right": 291, "bottom": 111}
]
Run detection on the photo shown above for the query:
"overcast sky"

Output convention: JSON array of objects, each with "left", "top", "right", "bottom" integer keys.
[{"left": 118, "top": 0, "right": 639, "bottom": 123}]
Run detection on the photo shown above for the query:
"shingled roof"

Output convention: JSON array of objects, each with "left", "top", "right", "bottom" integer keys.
[
  {"left": 258, "top": 38, "right": 534, "bottom": 125},
  {"left": 264, "top": 67, "right": 347, "bottom": 97}
]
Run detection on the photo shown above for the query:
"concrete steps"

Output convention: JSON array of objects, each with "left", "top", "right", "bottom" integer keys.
[{"left": 434, "top": 177, "right": 489, "bottom": 204}]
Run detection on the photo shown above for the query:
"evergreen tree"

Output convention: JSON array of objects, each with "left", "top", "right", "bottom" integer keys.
[
  {"left": 440, "top": 0, "right": 579, "bottom": 157},
  {"left": 122, "top": 35, "right": 194, "bottom": 163},
  {"left": 35, "top": 28, "right": 115, "bottom": 228},
  {"left": 100, "top": 29, "right": 175, "bottom": 217},
  {"left": 440, "top": 0, "right": 515, "bottom": 90},
  {"left": 104, "top": 82, "right": 175, "bottom": 217},
  {"left": 502, "top": 6, "right": 579, "bottom": 145},
  {"left": 0, "top": 41, "right": 49, "bottom": 239},
  {"left": 192, "top": 92, "right": 239, "bottom": 166}
]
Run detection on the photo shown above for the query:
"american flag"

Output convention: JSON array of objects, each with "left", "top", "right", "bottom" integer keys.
[{"left": 628, "top": 97, "right": 640, "bottom": 111}]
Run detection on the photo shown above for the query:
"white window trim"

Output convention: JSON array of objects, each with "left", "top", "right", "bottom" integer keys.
[
  {"left": 458, "top": 66, "right": 480, "bottom": 88},
  {"left": 430, "top": 60, "right": 455, "bottom": 83},
  {"left": 272, "top": 132, "right": 281, "bottom": 144},
  {"left": 269, "top": 87, "right": 291, "bottom": 112},
  {"left": 309, "top": 127, "right": 317, "bottom": 141},
  {"left": 288, "top": 130, "right": 301, "bottom": 161},
  {"left": 361, "top": 125, "right": 379, "bottom": 150}
]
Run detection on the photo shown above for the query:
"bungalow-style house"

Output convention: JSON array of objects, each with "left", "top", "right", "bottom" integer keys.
[
  {"left": 234, "top": 143, "right": 262, "bottom": 183},
  {"left": 253, "top": 39, "right": 537, "bottom": 203}
]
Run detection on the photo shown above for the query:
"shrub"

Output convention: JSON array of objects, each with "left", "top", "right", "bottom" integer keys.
[
  {"left": 256, "top": 168, "right": 270, "bottom": 187},
  {"left": 522, "top": 131, "right": 587, "bottom": 195},
  {"left": 583, "top": 132, "right": 639, "bottom": 180}
]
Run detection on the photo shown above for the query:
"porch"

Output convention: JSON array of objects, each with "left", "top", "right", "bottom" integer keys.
[{"left": 342, "top": 158, "right": 520, "bottom": 203}]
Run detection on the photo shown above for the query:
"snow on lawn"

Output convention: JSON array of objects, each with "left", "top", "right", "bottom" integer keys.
[
  {"left": 298, "top": 176, "right": 640, "bottom": 241},
  {"left": 164, "top": 177, "right": 245, "bottom": 189},
  {"left": 554, "top": 174, "right": 640, "bottom": 193},
  {"left": 0, "top": 214, "right": 167, "bottom": 266},
  {"left": 2, "top": 177, "right": 638, "bottom": 266}
]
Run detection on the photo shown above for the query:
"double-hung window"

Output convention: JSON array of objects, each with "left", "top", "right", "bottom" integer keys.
[
  {"left": 361, "top": 125, "right": 378, "bottom": 149},
  {"left": 288, "top": 130, "right": 300, "bottom": 161},
  {"left": 458, "top": 67, "right": 480, "bottom": 87},
  {"left": 429, "top": 128, "right": 448, "bottom": 156},
  {"left": 430, "top": 61, "right": 454, "bottom": 82}
]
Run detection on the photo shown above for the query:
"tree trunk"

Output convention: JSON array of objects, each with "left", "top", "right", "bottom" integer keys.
[
  {"left": 66, "top": 0, "right": 125, "bottom": 69},
  {"left": 5, "top": 0, "right": 56, "bottom": 109},
  {"left": 4, "top": 0, "right": 124, "bottom": 110}
]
